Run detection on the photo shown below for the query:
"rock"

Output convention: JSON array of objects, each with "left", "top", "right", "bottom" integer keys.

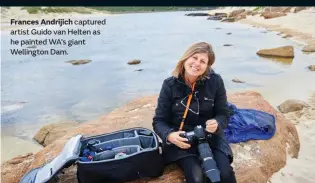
[
  {"left": 278, "top": 99, "right": 308, "bottom": 113},
  {"left": 282, "top": 34, "right": 293, "bottom": 38},
  {"left": 128, "top": 59, "right": 141, "bottom": 65},
  {"left": 302, "top": 44, "right": 315, "bottom": 52},
  {"left": 1, "top": 91, "right": 300, "bottom": 183},
  {"left": 263, "top": 7, "right": 291, "bottom": 13},
  {"left": 229, "top": 9, "right": 245, "bottom": 17},
  {"left": 214, "top": 12, "right": 227, "bottom": 17},
  {"left": 252, "top": 12, "right": 260, "bottom": 16},
  {"left": 207, "top": 15, "right": 222, "bottom": 20},
  {"left": 65, "top": 59, "right": 91, "bottom": 65},
  {"left": 245, "top": 10, "right": 256, "bottom": 16},
  {"left": 214, "top": 27, "right": 222, "bottom": 30},
  {"left": 221, "top": 18, "right": 235, "bottom": 22},
  {"left": 261, "top": 12, "right": 287, "bottom": 19},
  {"left": 234, "top": 14, "right": 247, "bottom": 21},
  {"left": 226, "top": 32, "right": 232, "bottom": 35},
  {"left": 33, "top": 121, "right": 78, "bottom": 146},
  {"left": 291, "top": 7, "right": 307, "bottom": 13},
  {"left": 308, "top": 65, "right": 315, "bottom": 71},
  {"left": 134, "top": 69, "right": 143, "bottom": 72},
  {"left": 261, "top": 31, "right": 268, "bottom": 33},
  {"left": 185, "top": 13, "right": 209, "bottom": 16},
  {"left": 232, "top": 79, "right": 245, "bottom": 83},
  {"left": 223, "top": 44, "right": 233, "bottom": 47},
  {"left": 256, "top": 46, "right": 294, "bottom": 58},
  {"left": 1, "top": 153, "right": 36, "bottom": 183}
]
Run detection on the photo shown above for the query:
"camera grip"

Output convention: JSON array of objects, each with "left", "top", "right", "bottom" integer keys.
[{"left": 179, "top": 133, "right": 186, "bottom": 138}]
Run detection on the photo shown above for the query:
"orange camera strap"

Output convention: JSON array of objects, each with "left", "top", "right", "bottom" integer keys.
[{"left": 179, "top": 82, "right": 196, "bottom": 131}]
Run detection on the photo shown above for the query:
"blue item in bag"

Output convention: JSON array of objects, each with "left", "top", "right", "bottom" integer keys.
[{"left": 79, "top": 149, "right": 96, "bottom": 162}]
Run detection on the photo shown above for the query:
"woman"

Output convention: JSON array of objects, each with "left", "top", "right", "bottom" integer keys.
[{"left": 152, "top": 42, "right": 237, "bottom": 183}]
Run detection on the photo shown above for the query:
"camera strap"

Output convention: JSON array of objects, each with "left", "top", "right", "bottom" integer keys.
[{"left": 179, "top": 82, "right": 196, "bottom": 131}]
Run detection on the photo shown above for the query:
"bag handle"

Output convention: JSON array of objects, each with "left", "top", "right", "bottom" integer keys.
[{"left": 179, "top": 82, "right": 196, "bottom": 131}]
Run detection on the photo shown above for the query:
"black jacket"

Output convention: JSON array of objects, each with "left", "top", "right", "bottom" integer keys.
[{"left": 152, "top": 70, "right": 233, "bottom": 164}]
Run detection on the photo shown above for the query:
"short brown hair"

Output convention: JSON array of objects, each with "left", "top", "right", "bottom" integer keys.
[{"left": 172, "top": 42, "right": 215, "bottom": 80}]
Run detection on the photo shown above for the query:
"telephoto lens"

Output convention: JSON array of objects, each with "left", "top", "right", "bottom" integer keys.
[{"left": 197, "top": 143, "right": 221, "bottom": 183}]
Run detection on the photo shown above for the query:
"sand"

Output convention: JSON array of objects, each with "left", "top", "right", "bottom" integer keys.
[
  {"left": 209, "top": 7, "right": 315, "bottom": 45},
  {"left": 268, "top": 93, "right": 315, "bottom": 183},
  {"left": 239, "top": 8, "right": 315, "bottom": 45}
]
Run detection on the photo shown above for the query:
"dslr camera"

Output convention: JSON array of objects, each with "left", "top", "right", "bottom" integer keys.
[{"left": 180, "top": 125, "right": 221, "bottom": 183}]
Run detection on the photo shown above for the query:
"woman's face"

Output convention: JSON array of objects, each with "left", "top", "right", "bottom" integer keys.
[{"left": 184, "top": 52, "right": 209, "bottom": 78}]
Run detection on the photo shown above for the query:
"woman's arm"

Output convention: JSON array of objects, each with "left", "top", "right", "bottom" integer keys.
[
  {"left": 152, "top": 79, "right": 175, "bottom": 143},
  {"left": 213, "top": 75, "right": 230, "bottom": 134}
]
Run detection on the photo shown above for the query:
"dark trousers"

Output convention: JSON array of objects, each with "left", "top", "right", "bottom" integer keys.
[{"left": 176, "top": 149, "right": 237, "bottom": 183}]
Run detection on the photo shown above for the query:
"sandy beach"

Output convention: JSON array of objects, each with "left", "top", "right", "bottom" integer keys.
[
  {"left": 209, "top": 7, "right": 315, "bottom": 183},
  {"left": 1, "top": 6, "right": 315, "bottom": 182}
]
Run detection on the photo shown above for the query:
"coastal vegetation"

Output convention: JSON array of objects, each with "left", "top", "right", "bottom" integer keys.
[
  {"left": 89, "top": 6, "right": 214, "bottom": 13},
  {"left": 21, "top": 7, "right": 93, "bottom": 14},
  {"left": 253, "top": 6, "right": 264, "bottom": 11},
  {"left": 21, "top": 6, "right": 215, "bottom": 14}
]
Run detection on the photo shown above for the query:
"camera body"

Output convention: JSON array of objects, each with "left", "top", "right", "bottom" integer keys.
[
  {"left": 180, "top": 125, "right": 221, "bottom": 183},
  {"left": 179, "top": 125, "right": 210, "bottom": 144}
]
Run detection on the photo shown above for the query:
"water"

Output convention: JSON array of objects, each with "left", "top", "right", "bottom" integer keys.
[{"left": 1, "top": 11, "right": 314, "bottom": 140}]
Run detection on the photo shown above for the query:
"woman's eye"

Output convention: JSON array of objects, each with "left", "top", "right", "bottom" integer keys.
[
  {"left": 201, "top": 60, "right": 205, "bottom": 64},
  {"left": 193, "top": 57, "right": 197, "bottom": 60}
]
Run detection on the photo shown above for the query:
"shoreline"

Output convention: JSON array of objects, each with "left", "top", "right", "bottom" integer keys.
[{"left": 209, "top": 7, "right": 315, "bottom": 46}]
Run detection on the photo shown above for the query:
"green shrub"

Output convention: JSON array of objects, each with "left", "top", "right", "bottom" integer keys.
[
  {"left": 253, "top": 7, "right": 264, "bottom": 12},
  {"left": 22, "top": 7, "right": 92, "bottom": 14}
]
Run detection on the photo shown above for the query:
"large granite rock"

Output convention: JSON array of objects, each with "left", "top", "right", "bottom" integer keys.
[
  {"left": 292, "top": 7, "right": 307, "bottom": 13},
  {"left": 221, "top": 18, "right": 235, "bottom": 22},
  {"left": 228, "top": 9, "right": 245, "bottom": 17},
  {"left": 33, "top": 121, "right": 78, "bottom": 146},
  {"left": 261, "top": 12, "right": 287, "bottom": 19},
  {"left": 302, "top": 44, "right": 315, "bottom": 52},
  {"left": 1, "top": 91, "right": 300, "bottom": 183},
  {"left": 214, "top": 12, "right": 227, "bottom": 17},
  {"left": 278, "top": 99, "right": 309, "bottom": 113},
  {"left": 257, "top": 46, "right": 294, "bottom": 58},
  {"left": 263, "top": 7, "right": 292, "bottom": 13}
]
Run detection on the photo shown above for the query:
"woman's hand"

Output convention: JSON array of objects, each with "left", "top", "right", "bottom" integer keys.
[
  {"left": 206, "top": 119, "right": 218, "bottom": 133},
  {"left": 167, "top": 131, "right": 191, "bottom": 149}
]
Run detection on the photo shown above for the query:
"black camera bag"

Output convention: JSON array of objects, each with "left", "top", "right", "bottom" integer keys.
[{"left": 19, "top": 127, "right": 164, "bottom": 183}]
